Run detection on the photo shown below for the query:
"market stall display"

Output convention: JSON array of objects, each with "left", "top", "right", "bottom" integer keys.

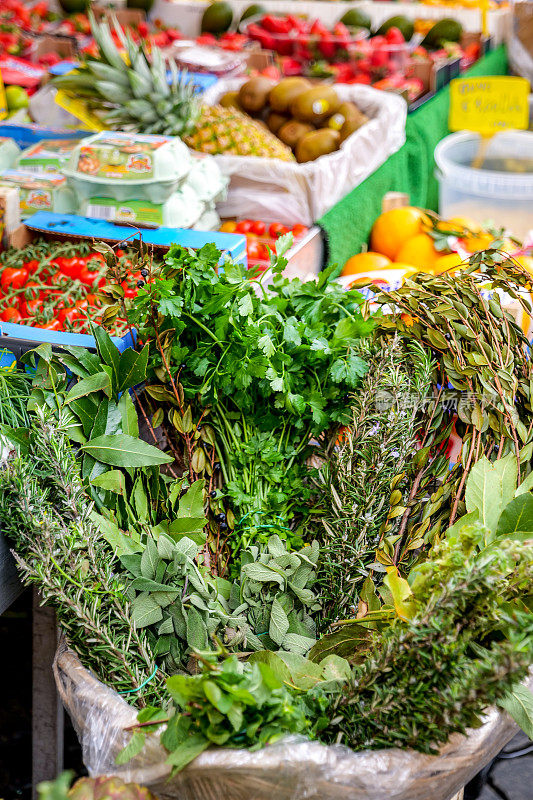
[{"left": 0, "top": 0, "right": 532, "bottom": 798}]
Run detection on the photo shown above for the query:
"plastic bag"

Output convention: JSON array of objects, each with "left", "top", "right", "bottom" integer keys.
[
  {"left": 200, "top": 80, "right": 407, "bottom": 226},
  {"left": 54, "top": 642, "right": 527, "bottom": 800}
]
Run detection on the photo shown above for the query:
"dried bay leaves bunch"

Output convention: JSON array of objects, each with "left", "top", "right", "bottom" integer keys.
[{"left": 373, "top": 257, "right": 533, "bottom": 545}]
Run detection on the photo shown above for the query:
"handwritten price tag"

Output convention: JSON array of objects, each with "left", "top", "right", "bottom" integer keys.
[{"left": 449, "top": 76, "right": 530, "bottom": 135}]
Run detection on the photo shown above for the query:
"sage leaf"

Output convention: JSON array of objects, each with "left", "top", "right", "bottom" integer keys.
[
  {"left": 269, "top": 597, "right": 289, "bottom": 645},
  {"left": 499, "top": 685, "right": 533, "bottom": 738},
  {"left": 131, "top": 594, "right": 163, "bottom": 628}
]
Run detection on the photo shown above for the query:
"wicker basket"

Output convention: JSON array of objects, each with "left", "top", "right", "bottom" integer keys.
[{"left": 53, "top": 641, "right": 529, "bottom": 800}]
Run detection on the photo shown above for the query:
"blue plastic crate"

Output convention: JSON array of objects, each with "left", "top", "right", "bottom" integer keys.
[
  {"left": 25, "top": 212, "right": 248, "bottom": 267},
  {"left": 0, "top": 320, "right": 134, "bottom": 369},
  {"left": 0, "top": 123, "right": 88, "bottom": 149}
]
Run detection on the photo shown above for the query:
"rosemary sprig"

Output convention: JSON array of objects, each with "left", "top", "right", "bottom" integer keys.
[
  {"left": 322, "top": 534, "right": 533, "bottom": 753},
  {"left": 314, "top": 337, "right": 433, "bottom": 626},
  {"left": 0, "top": 409, "right": 165, "bottom": 707}
]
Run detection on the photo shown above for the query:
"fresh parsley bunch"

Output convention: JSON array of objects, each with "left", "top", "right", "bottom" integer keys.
[{"left": 130, "top": 235, "right": 372, "bottom": 551}]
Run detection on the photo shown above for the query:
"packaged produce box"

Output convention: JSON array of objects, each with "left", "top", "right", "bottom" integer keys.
[{"left": 201, "top": 79, "right": 406, "bottom": 226}]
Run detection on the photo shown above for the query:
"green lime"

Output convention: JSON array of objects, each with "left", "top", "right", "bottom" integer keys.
[{"left": 5, "top": 85, "right": 29, "bottom": 112}]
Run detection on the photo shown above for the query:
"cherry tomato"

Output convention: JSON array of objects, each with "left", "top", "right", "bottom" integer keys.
[
  {"left": 58, "top": 308, "right": 82, "bottom": 327},
  {"left": 23, "top": 259, "right": 40, "bottom": 273},
  {"left": 251, "top": 221, "right": 266, "bottom": 236},
  {"left": 116, "top": 249, "right": 126, "bottom": 257},
  {"left": 86, "top": 252, "right": 105, "bottom": 267},
  {"left": 1, "top": 267, "right": 28, "bottom": 290},
  {"left": 268, "top": 223, "right": 289, "bottom": 239},
  {"left": 121, "top": 281, "right": 138, "bottom": 299},
  {"left": 19, "top": 297, "right": 43, "bottom": 319},
  {"left": 247, "top": 241, "right": 264, "bottom": 260},
  {"left": 291, "top": 224, "right": 309, "bottom": 238},
  {"left": 79, "top": 266, "right": 101, "bottom": 285},
  {"left": 0, "top": 307, "right": 22, "bottom": 323},
  {"left": 39, "top": 320, "right": 63, "bottom": 331},
  {"left": 235, "top": 220, "right": 253, "bottom": 234}
]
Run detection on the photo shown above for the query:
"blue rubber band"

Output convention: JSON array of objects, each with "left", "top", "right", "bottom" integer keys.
[{"left": 118, "top": 666, "right": 158, "bottom": 695}]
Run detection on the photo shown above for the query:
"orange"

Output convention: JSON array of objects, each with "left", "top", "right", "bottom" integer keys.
[
  {"left": 432, "top": 253, "right": 466, "bottom": 274},
  {"left": 341, "top": 251, "right": 391, "bottom": 276},
  {"left": 447, "top": 216, "right": 483, "bottom": 234},
  {"left": 391, "top": 262, "right": 425, "bottom": 276},
  {"left": 515, "top": 255, "right": 533, "bottom": 276},
  {"left": 370, "top": 206, "right": 428, "bottom": 260},
  {"left": 395, "top": 233, "right": 439, "bottom": 269},
  {"left": 219, "top": 220, "right": 237, "bottom": 233},
  {"left": 460, "top": 232, "right": 494, "bottom": 253}
]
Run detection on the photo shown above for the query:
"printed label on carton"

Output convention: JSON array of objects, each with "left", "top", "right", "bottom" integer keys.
[
  {"left": 85, "top": 196, "right": 164, "bottom": 225},
  {"left": 76, "top": 132, "right": 170, "bottom": 180}
]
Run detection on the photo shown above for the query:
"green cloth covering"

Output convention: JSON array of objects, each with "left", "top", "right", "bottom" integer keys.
[{"left": 319, "top": 45, "right": 509, "bottom": 268}]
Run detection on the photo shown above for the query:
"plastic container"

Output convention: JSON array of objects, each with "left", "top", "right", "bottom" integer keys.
[
  {"left": 435, "top": 130, "right": 533, "bottom": 239},
  {"left": 0, "top": 170, "right": 77, "bottom": 217},
  {"left": 243, "top": 17, "right": 368, "bottom": 63},
  {"left": 63, "top": 132, "right": 193, "bottom": 203},
  {"left": 80, "top": 184, "right": 206, "bottom": 228},
  {"left": 0, "top": 137, "right": 20, "bottom": 171},
  {"left": 16, "top": 138, "right": 81, "bottom": 174}
]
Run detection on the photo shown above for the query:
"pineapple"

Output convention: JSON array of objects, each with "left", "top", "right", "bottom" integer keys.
[
  {"left": 185, "top": 105, "right": 295, "bottom": 160},
  {"left": 52, "top": 13, "right": 294, "bottom": 161}
]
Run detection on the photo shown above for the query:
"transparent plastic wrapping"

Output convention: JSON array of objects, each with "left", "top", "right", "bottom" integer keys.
[
  {"left": 200, "top": 81, "right": 406, "bottom": 226},
  {"left": 54, "top": 641, "right": 528, "bottom": 800}
]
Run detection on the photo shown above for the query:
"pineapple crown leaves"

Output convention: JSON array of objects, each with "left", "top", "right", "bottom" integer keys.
[{"left": 52, "top": 12, "right": 199, "bottom": 136}]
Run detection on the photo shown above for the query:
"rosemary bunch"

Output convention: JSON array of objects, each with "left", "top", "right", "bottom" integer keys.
[
  {"left": 322, "top": 533, "right": 533, "bottom": 754},
  {"left": 0, "top": 410, "right": 164, "bottom": 707},
  {"left": 0, "top": 365, "right": 31, "bottom": 428},
  {"left": 314, "top": 337, "right": 433, "bottom": 625}
]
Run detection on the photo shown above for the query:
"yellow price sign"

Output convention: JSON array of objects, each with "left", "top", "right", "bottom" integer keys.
[
  {"left": 0, "top": 69, "right": 7, "bottom": 121},
  {"left": 449, "top": 76, "right": 530, "bottom": 135}
]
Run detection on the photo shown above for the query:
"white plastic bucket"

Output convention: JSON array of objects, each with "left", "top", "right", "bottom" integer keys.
[{"left": 434, "top": 130, "right": 533, "bottom": 239}]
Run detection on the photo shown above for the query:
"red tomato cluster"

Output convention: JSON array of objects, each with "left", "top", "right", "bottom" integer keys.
[
  {"left": 196, "top": 32, "right": 250, "bottom": 52},
  {"left": 0, "top": 245, "right": 141, "bottom": 334},
  {"left": 219, "top": 219, "right": 309, "bottom": 275}
]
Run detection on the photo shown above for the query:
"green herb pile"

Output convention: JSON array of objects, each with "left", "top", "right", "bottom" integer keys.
[
  {"left": 125, "top": 235, "right": 372, "bottom": 555},
  {"left": 1, "top": 240, "right": 533, "bottom": 779}
]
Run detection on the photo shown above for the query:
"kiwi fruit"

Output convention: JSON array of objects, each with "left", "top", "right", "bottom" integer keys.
[
  {"left": 238, "top": 76, "right": 275, "bottom": 114},
  {"left": 327, "top": 101, "right": 366, "bottom": 129},
  {"left": 339, "top": 114, "right": 369, "bottom": 143},
  {"left": 291, "top": 86, "right": 341, "bottom": 125},
  {"left": 295, "top": 128, "right": 340, "bottom": 163},
  {"left": 268, "top": 77, "right": 311, "bottom": 113},
  {"left": 267, "top": 111, "right": 290, "bottom": 134},
  {"left": 278, "top": 120, "right": 314, "bottom": 149},
  {"left": 219, "top": 91, "right": 241, "bottom": 109}
]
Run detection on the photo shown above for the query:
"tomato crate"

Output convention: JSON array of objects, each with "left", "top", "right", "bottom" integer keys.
[{"left": 0, "top": 212, "right": 247, "bottom": 367}]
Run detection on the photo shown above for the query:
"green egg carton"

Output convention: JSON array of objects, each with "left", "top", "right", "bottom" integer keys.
[
  {"left": 16, "top": 138, "right": 81, "bottom": 174},
  {"left": 0, "top": 137, "right": 21, "bottom": 171},
  {"left": 64, "top": 131, "right": 193, "bottom": 204},
  {"left": 0, "top": 169, "right": 77, "bottom": 218},
  {"left": 80, "top": 183, "right": 206, "bottom": 229}
]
